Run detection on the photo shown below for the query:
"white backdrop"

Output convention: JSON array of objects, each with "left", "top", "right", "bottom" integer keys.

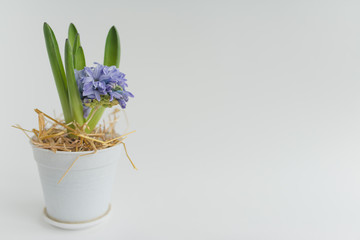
[{"left": 1, "top": 0, "right": 360, "bottom": 239}]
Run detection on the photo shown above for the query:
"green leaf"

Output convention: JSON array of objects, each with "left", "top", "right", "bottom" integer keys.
[
  {"left": 104, "top": 26, "right": 120, "bottom": 67},
  {"left": 68, "top": 23, "right": 78, "bottom": 49},
  {"left": 65, "top": 39, "right": 84, "bottom": 126},
  {"left": 74, "top": 46, "right": 86, "bottom": 70},
  {"left": 73, "top": 34, "right": 81, "bottom": 66},
  {"left": 73, "top": 34, "right": 80, "bottom": 54},
  {"left": 43, "top": 22, "right": 72, "bottom": 123}
]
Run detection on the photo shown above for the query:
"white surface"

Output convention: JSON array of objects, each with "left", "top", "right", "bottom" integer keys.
[
  {"left": 43, "top": 206, "right": 111, "bottom": 230},
  {"left": 33, "top": 145, "right": 120, "bottom": 222},
  {"left": 1, "top": 0, "right": 360, "bottom": 239}
]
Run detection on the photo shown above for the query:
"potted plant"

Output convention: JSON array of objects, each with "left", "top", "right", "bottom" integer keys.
[{"left": 14, "top": 22, "right": 136, "bottom": 230}]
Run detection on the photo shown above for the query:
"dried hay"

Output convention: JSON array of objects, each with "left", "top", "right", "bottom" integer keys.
[{"left": 13, "top": 108, "right": 136, "bottom": 183}]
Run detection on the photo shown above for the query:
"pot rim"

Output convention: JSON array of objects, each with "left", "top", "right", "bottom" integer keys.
[{"left": 30, "top": 141, "right": 121, "bottom": 155}]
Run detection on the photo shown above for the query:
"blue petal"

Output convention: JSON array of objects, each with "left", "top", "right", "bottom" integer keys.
[
  {"left": 126, "top": 91, "right": 134, "bottom": 98},
  {"left": 119, "top": 99, "right": 126, "bottom": 108},
  {"left": 112, "top": 91, "right": 122, "bottom": 99},
  {"left": 94, "top": 91, "right": 101, "bottom": 101},
  {"left": 93, "top": 63, "right": 103, "bottom": 80},
  {"left": 83, "top": 106, "right": 91, "bottom": 118},
  {"left": 83, "top": 76, "right": 94, "bottom": 84},
  {"left": 84, "top": 67, "right": 93, "bottom": 78}
]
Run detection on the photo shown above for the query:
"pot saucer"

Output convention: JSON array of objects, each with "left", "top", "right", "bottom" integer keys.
[{"left": 43, "top": 205, "right": 111, "bottom": 230}]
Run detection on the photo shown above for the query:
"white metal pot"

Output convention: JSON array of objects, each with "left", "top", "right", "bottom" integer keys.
[{"left": 32, "top": 144, "right": 121, "bottom": 229}]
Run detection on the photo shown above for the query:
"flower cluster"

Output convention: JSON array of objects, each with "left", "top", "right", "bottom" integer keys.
[{"left": 75, "top": 63, "right": 134, "bottom": 118}]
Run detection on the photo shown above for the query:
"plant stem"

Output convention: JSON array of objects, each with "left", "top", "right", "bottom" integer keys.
[{"left": 85, "top": 107, "right": 106, "bottom": 133}]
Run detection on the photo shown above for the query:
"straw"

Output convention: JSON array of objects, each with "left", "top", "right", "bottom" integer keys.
[{"left": 13, "top": 108, "right": 137, "bottom": 183}]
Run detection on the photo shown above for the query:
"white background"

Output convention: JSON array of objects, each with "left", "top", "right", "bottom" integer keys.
[{"left": 1, "top": 0, "right": 360, "bottom": 239}]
